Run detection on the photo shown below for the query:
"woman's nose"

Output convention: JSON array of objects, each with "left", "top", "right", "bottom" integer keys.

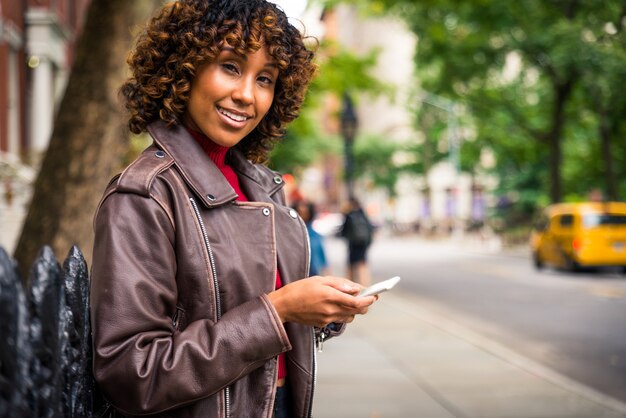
[{"left": 232, "top": 77, "right": 255, "bottom": 105}]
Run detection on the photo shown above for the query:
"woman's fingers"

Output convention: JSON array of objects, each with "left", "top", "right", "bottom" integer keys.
[
  {"left": 268, "top": 276, "right": 377, "bottom": 327},
  {"left": 318, "top": 276, "right": 362, "bottom": 295}
]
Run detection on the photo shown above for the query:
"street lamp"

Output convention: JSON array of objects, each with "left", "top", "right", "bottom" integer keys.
[{"left": 340, "top": 93, "right": 358, "bottom": 199}]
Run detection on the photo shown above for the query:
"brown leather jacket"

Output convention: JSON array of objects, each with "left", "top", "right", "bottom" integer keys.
[{"left": 91, "top": 121, "right": 335, "bottom": 417}]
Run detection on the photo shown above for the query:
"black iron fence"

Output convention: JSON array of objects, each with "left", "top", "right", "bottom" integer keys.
[{"left": 0, "top": 245, "right": 105, "bottom": 417}]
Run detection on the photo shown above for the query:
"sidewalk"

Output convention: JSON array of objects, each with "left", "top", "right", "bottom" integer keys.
[
  {"left": 312, "top": 291, "right": 626, "bottom": 418},
  {"left": 312, "top": 237, "right": 626, "bottom": 418}
]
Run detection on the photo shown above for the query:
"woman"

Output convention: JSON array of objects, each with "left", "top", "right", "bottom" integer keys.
[{"left": 90, "top": 1, "right": 376, "bottom": 417}]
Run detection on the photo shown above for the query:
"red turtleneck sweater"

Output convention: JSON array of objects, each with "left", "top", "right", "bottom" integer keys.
[{"left": 188, "top": 129, "right": 287, "bottom": 381}]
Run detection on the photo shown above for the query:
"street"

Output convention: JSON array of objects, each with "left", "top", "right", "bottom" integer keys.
[{"left": 325, "top": 233, "right": 626, "bottom": 403}]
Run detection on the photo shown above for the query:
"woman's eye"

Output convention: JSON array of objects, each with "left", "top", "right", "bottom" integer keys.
[
  {"left": 222, "top": 63, "right": 239, "bottom": 74},
  {"left": 258, "top": 75, "right": 274, "bottom": 86}
]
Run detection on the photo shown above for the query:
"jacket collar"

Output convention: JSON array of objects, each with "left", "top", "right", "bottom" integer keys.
[
  {"left": 147, "top": 120, "right": 284, "bottom": 208},
  {"left": 228, "top": 149, "right": 286, "bottom": 201}
]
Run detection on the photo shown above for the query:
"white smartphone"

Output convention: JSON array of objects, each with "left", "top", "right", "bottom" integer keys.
[{"left": 358, "top": 276, "right": 401, "bottom": 297}]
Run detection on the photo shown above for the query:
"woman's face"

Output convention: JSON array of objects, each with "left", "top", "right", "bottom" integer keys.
[{"left": 183, "top": 46, "right": 279, "bottom": 147}]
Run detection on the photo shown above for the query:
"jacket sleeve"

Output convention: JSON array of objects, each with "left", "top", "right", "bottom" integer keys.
[{"left": 90, "top": 191, "right": 291, "bottom": 415}]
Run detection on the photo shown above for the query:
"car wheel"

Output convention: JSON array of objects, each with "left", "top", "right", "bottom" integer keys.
[
  {"left": 565, "top": 255, "right": 580, "bottom": 272},
  {"left": 533, "top": 252, "right": 543, "bottom": 270}
]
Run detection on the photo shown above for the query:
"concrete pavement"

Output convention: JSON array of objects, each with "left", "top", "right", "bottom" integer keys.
[
  {"left": 312, "top": 237, "right": 626, "bottom": 418},
  {"left": 312, "top": 291, "right": 626, "bottom": 418}
]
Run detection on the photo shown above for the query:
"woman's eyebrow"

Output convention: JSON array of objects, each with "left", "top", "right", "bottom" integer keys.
[
  {"left": 221, "top": 46, "right": 238, "bottom": 55},
  {"left": 220, "top": 46, "right": 278, "bottom": 69}
]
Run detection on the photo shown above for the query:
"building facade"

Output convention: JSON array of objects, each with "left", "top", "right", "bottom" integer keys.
[
  {"left": 0, "top": 0, "right": 90, "bottom": 163},
  {"left": 0, "top": 0, "right": 90, "bottom": 253}
]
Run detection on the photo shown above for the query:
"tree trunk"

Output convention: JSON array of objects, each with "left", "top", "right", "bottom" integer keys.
[
  {"left": 14, "top": 0, "right": 158, "bottom": 279},
  {"left": 547, "top": 131, "right": 561, "bottom": 204},
  {"left": 546, "top": 76, "right": 576, "bottom": 203},
  {"left": 599, "top": 115, "right": 618, "bottom": 201}
]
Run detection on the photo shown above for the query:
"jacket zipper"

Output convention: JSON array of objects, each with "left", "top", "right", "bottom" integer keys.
[
  {"left": 301, "top": 220, "right": 317, "bottom": 418},
  {"left": 309, "top": 329, "right": 317, "bottom": 418},
  {"left": 189, "top": 197, "right": 230, "bottom": 418},
  {"left": 303, "top": 220, "right": 333, "bottom": 417}
]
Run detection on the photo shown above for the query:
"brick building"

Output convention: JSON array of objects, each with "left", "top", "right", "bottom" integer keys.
[{"left": 0, "top": 0, "right": 90, "bottom": 164}]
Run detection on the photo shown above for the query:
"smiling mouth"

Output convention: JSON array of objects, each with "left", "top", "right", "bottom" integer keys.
[{"left": 217, "top": 107, "right": 251, "bottom": 122}]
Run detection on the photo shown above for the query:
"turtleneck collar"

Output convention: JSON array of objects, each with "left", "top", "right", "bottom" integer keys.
[
  {"left": 187, "top": 128, "right": 230, "bottom": 169},
  {"left": 186, "top": 127, "right": 249, "bottom": 202}
]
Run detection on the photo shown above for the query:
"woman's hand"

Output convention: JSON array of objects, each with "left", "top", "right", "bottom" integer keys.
[{"left": 267, "top": 276, "right": 377, "bottom": 327}]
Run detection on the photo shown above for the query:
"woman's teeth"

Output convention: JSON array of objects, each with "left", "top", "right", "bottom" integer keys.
[{"left": 219, "top": 108, "right": 248, "bottom": 122}]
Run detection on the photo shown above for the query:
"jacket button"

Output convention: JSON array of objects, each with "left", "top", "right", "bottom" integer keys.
[
  {"left": 262, "top": 208, "right": 271, "bottom": 216},
  {"left": 273, "top": 176, "right": 282, "bottom": 184},
  {"left": 207, "top": 194, "right": 216, "bottom": 201},
  {"left": 155, "top": 150, "right": 165, "bottom": 158},
  {"left": 289, "top": 209, "right": 298, "bottom": 219}
]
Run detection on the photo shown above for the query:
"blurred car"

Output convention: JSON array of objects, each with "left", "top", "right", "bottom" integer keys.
[{"left": 530, "top": 202, "right": 626, "bottom": 272}]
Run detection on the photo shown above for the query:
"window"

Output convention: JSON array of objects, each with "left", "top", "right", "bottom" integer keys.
[
  {"left": 559, "top": 214, "right": 574, "bottom": 228},
  {"left": 583, "top": 214, "right": 626, "bottom": 228},
  {"left": 7, "top": 47, "right": 20, "bottom": 156}
]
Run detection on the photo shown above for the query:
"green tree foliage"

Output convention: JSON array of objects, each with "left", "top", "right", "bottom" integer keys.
[
  {"left": 335, "top": 0, "right": 626, "bottom": 214},
  {"left": 269, "top": 104, "right": 340, "bottom": 174},
  {"left": 575, "top": 9, "right": 626, "bottom": 200},
  {"left": 352, "top": 134, "right": 400, "bottom": 196},
  {"left": 270, "top": 41, "right": 391, "bottom": 175}
]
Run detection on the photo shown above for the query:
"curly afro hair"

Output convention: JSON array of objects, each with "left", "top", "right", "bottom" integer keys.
[{"left": 120, "top": 0, "right": 317, "bottom": 162}]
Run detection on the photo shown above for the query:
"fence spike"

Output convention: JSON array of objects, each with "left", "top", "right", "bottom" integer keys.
[
  {"left": 63, "top": 245, "right": 100, "bottom": 417},
  {"left": 0, "top": 247, "right": 32, "bottom": 416},
  {"left": 2, "top": 245, "right": 105, "bottom": 417},
  {"left": 27, "top": 246, "right": 66, "bottom": 417}
]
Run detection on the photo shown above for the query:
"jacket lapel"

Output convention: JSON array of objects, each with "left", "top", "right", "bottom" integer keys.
[
  {"left": 147, "top": 120, "right": 307, "bottom": 282},
  {"left": 147, "top": 120, "right": 238, "bottom": 208}
]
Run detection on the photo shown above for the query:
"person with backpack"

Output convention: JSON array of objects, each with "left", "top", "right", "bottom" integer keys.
[{"left": 340, "top": 197, "right": 374, "bottom": 286}]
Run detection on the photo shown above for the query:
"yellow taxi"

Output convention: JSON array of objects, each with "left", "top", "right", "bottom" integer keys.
[{"left": 530, "top": 202, "right": 626, "bottom": 272}]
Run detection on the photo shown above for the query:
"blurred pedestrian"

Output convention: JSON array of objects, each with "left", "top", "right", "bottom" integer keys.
[
  {"left": 90, "top": 1, "right": 377, "bottom": 417},
  {"left": 294, "top": 200, "right": 330, "bottom": 276},
  {"left": 340, "top": 197, "right": 374, "bottom": 286}
]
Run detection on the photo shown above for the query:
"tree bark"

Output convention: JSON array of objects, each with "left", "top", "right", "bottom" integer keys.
[
  {"left": 14, "top": 0, "right": 158, "bottom": 279},
  {"left": 599, "top": 113, "right": 617, "bottom": 201},
  {"left": 546, "top": 76, "right": 576, "bottom": 203}
]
